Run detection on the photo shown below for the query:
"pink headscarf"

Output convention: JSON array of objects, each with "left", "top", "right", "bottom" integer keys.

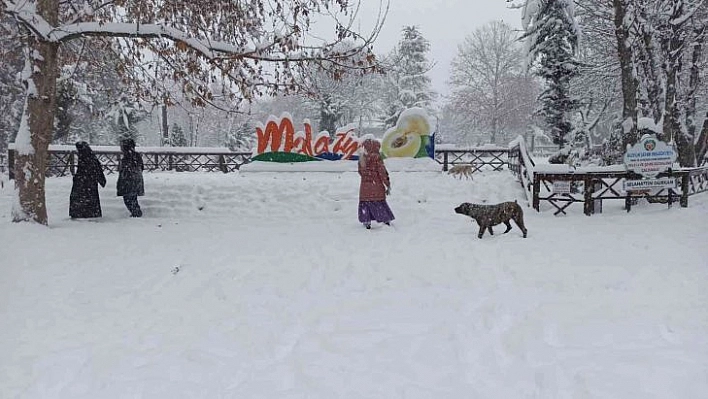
[{"left": 359, "top": 139, "right": 382, "bottom": 169}]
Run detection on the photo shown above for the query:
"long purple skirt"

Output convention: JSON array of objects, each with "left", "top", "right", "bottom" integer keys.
[{"left": 358, "top": 200, "right": 395, "bottom": 224}]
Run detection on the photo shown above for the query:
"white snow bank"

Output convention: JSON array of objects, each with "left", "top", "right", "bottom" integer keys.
[
  {"left": 241, "top": 158, "right": 441, "bottom": 173},
  {"left": 1, "top": 171, "right": 707, "bottom": 398}
]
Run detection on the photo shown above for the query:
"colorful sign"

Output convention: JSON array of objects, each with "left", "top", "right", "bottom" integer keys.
[
  {"left": 624, "top": 134, "right": 677, "bottom": 178},
  {"left": 252, "top": 113, "right": 359, "bottom": 162},
  {"left": 623, "top": 177, "right": 676, "bottom": 191},
  {"left": 252, "top": 108, "right": 436, "bottom": 163},
  {"left": 381, "top": 108, "right": 435, "bottom": 159}
]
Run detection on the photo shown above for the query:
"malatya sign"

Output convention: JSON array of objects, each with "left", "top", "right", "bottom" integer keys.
[
  {"left": 623, "top": 134, "right": 677, "bottom": 178},
  {"left": 252, "top": 108, "right": 435, "bottom": 163}
]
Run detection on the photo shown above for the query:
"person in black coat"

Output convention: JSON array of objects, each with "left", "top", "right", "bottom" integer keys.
[
  {"left": 70, "top": 141, "right": 107, "bottom": 219},
  {"left": 117, "top": 138, "right": 145, "bottom": 217}
]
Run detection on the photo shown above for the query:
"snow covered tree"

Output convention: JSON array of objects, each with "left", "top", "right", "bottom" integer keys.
[
  {"left": 226, "top": 122, "right": 255, "bottom": 151},
  {"left": 381, "top": 26, "right": 436, "bottom": 128},
  {"left": 107, "top": 98, "right": 145, "bottom": 144},
  {"left": 298, "top": 49, "right": 384, "bottom": 136},
  {"left": 522, "top": 0, "right": 579, "bottom": 149},
  {"left": 448, "top": 21, "right": 538, "bottom": 144},
  {"left": 3, "top": 0, "right": 384, "bottom": 224},
  {"left": 170, "top": 123, "right": 187, "bottom": 147}
]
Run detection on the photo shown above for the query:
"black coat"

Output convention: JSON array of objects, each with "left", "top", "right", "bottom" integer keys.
[
  {"left": 70, "top": 143, "right": 106, "bottom": 218},
  {"left": 117, "top": 150, "right": 144, "bottom": 197}
]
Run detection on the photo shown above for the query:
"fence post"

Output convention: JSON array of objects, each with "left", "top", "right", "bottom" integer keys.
[
  {"left": 69, "top": 152, "right": 76, "bottom": 176},
  {"left": 168, "top": 154, "right": 173, "bottom": 171},
  {"left": 443, "top": 151, "right": 449, "bottom": 172},
  {"left": 583, "top": 176, "right": 593, "bottom": 216},
  {"left": 218, "top": 155, "right": 227, "bottom": 173},
  {"left": 680, "top": 172, "right": 690, "bottom": 208},
  {"left": 533, "top": 174, "right": 540, "bottom": 211},
  {"left": 8, "top": 149, "right": 14, "bottom": 180}
]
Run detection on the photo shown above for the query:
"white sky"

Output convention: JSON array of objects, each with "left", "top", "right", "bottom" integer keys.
[{"left": 353, "top": 0, "right": 523, "bottom": 99}]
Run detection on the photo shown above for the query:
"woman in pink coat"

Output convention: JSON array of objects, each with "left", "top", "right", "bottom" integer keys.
[{"left": 358, "top": 138, "right": 395, "bottom": 229}]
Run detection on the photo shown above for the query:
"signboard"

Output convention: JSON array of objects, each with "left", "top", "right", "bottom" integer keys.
[
  {"left": 252, "top": 108, "right": 435, "bottom": 163},
  {"left": 623, "top": 177, "right": 676, "bottom": 191},
  {"left": 623, "top": 134, "right": 677, "bottom": 178},
  {"left": 552, "top": 181, "right": 571, "bottom": 194},
  {"left": 381, "top": 108, "right": 435, "bottom": 159},
  {"left": 253, "top": 114, "right": 359, "bottom": 162}
]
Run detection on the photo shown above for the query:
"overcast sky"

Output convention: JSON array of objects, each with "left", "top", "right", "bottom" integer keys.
[{"left": 354, "top": 0, "right": 523, "bottom": 99}]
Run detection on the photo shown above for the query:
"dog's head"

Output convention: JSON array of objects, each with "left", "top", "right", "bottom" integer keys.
[{"left": 455, "top": 202, "right": 480, "bottom": 217}]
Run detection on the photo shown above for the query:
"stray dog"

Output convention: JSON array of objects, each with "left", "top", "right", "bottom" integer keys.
[
  {"left": 448, "top": 164, "right": 475, "bottom": 180},
  {"left": 454, "top": 200, "right": 528, "bottom": 239}
]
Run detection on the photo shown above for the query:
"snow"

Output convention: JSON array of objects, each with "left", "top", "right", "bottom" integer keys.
[
  {"left": 436, "top": 144, "right": 508, "bottom": 151},
  {"left": 1, "top": 169, "right": 707, "bottom": 398},
  {"left": 638, "top": 117, "right": 663, "bottom": 134},
  {"left": 241, "top": 158, "right": 441, "bottom": 173},
  {"left": 8, "top": 144, "right": 241, "bottom": 154},
  {"left": 12, "top": 100, "right": 34, "bottom": 156}
]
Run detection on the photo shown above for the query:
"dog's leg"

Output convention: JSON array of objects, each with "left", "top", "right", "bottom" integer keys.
[
  {"left": 503, "top": 221, "right": 512, "bottom": 234},
  {"left": 512, "top": 214, "right": 528, "bottom": 238},
  {"left": 488, "top": 226, "right": 494, "bottom": 235},
  {"left": 477, "top": 225, "right": 485, "bottom": 239}
]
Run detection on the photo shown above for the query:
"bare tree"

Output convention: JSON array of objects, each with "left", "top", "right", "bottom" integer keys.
[
  {"left": 2, "top": 0, "right": 386, "bottom": 224},
  {"left": 448, "top": 20, "right": 537, "bottom": 144}
]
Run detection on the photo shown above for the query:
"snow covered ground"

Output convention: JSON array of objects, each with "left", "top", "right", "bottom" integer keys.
[{"left": 1, "top": 169, "right": 707, "bottom": 398}]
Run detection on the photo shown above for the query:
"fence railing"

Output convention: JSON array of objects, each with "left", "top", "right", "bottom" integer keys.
[
  {"left": 7, "top": 145, "right": 252, "bottom": 179},
  {"left": 7, "top": 145, "right": 513, "bottom": 179},
  {"left": 531, "top": 167, "right": 708, "bottom": 215},
  {"left": 508, "top": 138, "right": 536, "bottom": 205},
  {"left": 6, "top": 145, "right": 708, "bottom": 215},
  {"left": 506, "top": 137, "right": 708, "bottom": 214},
  {"left": 434, "top": 145, "right": 509, "bottom": 172}
]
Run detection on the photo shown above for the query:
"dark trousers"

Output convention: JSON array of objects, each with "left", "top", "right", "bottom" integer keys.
[{"left": 123, "top": 195, "right": 142, "bottom": 217}]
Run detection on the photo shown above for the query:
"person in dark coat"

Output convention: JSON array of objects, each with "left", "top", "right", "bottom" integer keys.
[
  {"left": 70, "top": 141, "right": 107, "bottom": 219},
  {"left": 117, "top": 138, "right": 144, "bottom": 217},
  {"left": 358, "top": 138, "right": 394, "bottom": 229}
]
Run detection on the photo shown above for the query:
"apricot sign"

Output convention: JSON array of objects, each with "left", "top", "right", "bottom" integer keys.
[{"left": 381, "top": 108, "right": 435, "bottom": 159}]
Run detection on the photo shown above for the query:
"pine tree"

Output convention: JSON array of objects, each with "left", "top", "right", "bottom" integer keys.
[
  {"left": 107, "top": 98, "right": 145, "bottom": 144},
  {"left": 522, "top": 0, "right": 579, "bottom": 149},
  {"left": 170, "top": 124, "right": 188, "bottom": 147},
  {"left": 226, "top": 122, "right": 255, "bottom": 151},
  {"left": 382, "top": 26, "right": 435, "bottom": 128}
]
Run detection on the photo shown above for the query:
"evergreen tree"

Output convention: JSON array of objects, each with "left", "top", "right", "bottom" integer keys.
[
  {"left": 107, "top": 98, "right": 145, "bottom": 144},
  {"left": 382, "top": 26, "right": 435, "bottom": 127},
  {"left": 54, "top": 79, "right": 77, "bottom": 143},
  {"left": 226, "top": 122, "right": 255, "bottom": 151},
  {"left": 522, "top": 0, "right": 579, "bottom": 148},
  {"left": 170, "top": 123, "right": 188, "bottom": 147}
]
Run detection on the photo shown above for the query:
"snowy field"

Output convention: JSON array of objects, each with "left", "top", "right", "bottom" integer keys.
[{"left": 1, "top": 169, "right": 707, "bottom": 398}]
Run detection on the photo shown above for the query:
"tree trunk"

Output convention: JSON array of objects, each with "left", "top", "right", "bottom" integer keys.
[
  {"left": 13, "top": 0, "right": 59, "bottom": 224},
  {"left": 685, "top": 25, "right": 705, "bottom": 146},
  {"left": 695, "top": 111, "right": 708, "bottom": 165},
  {"left": 661, "top": 2, "right": 695, "bottom": 166},
  {"left": 662, "top": 41, "right": 681, "bottom": 144},
  {"left": 613, "top": 0, "right": 638, "bottom": 150},
  {"left": 637, "top": 13, "right": 663, "bottom": 124},
  {"left": 161, "top": 105, "right": 169, "bottom": 146}
]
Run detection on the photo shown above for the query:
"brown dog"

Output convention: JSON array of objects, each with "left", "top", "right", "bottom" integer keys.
[
  {"left": 447, "top": 164, "right": 475, "bottom": 180},
  {"left": 454, "top": 201, "right": 528, "bottom": 239}
]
